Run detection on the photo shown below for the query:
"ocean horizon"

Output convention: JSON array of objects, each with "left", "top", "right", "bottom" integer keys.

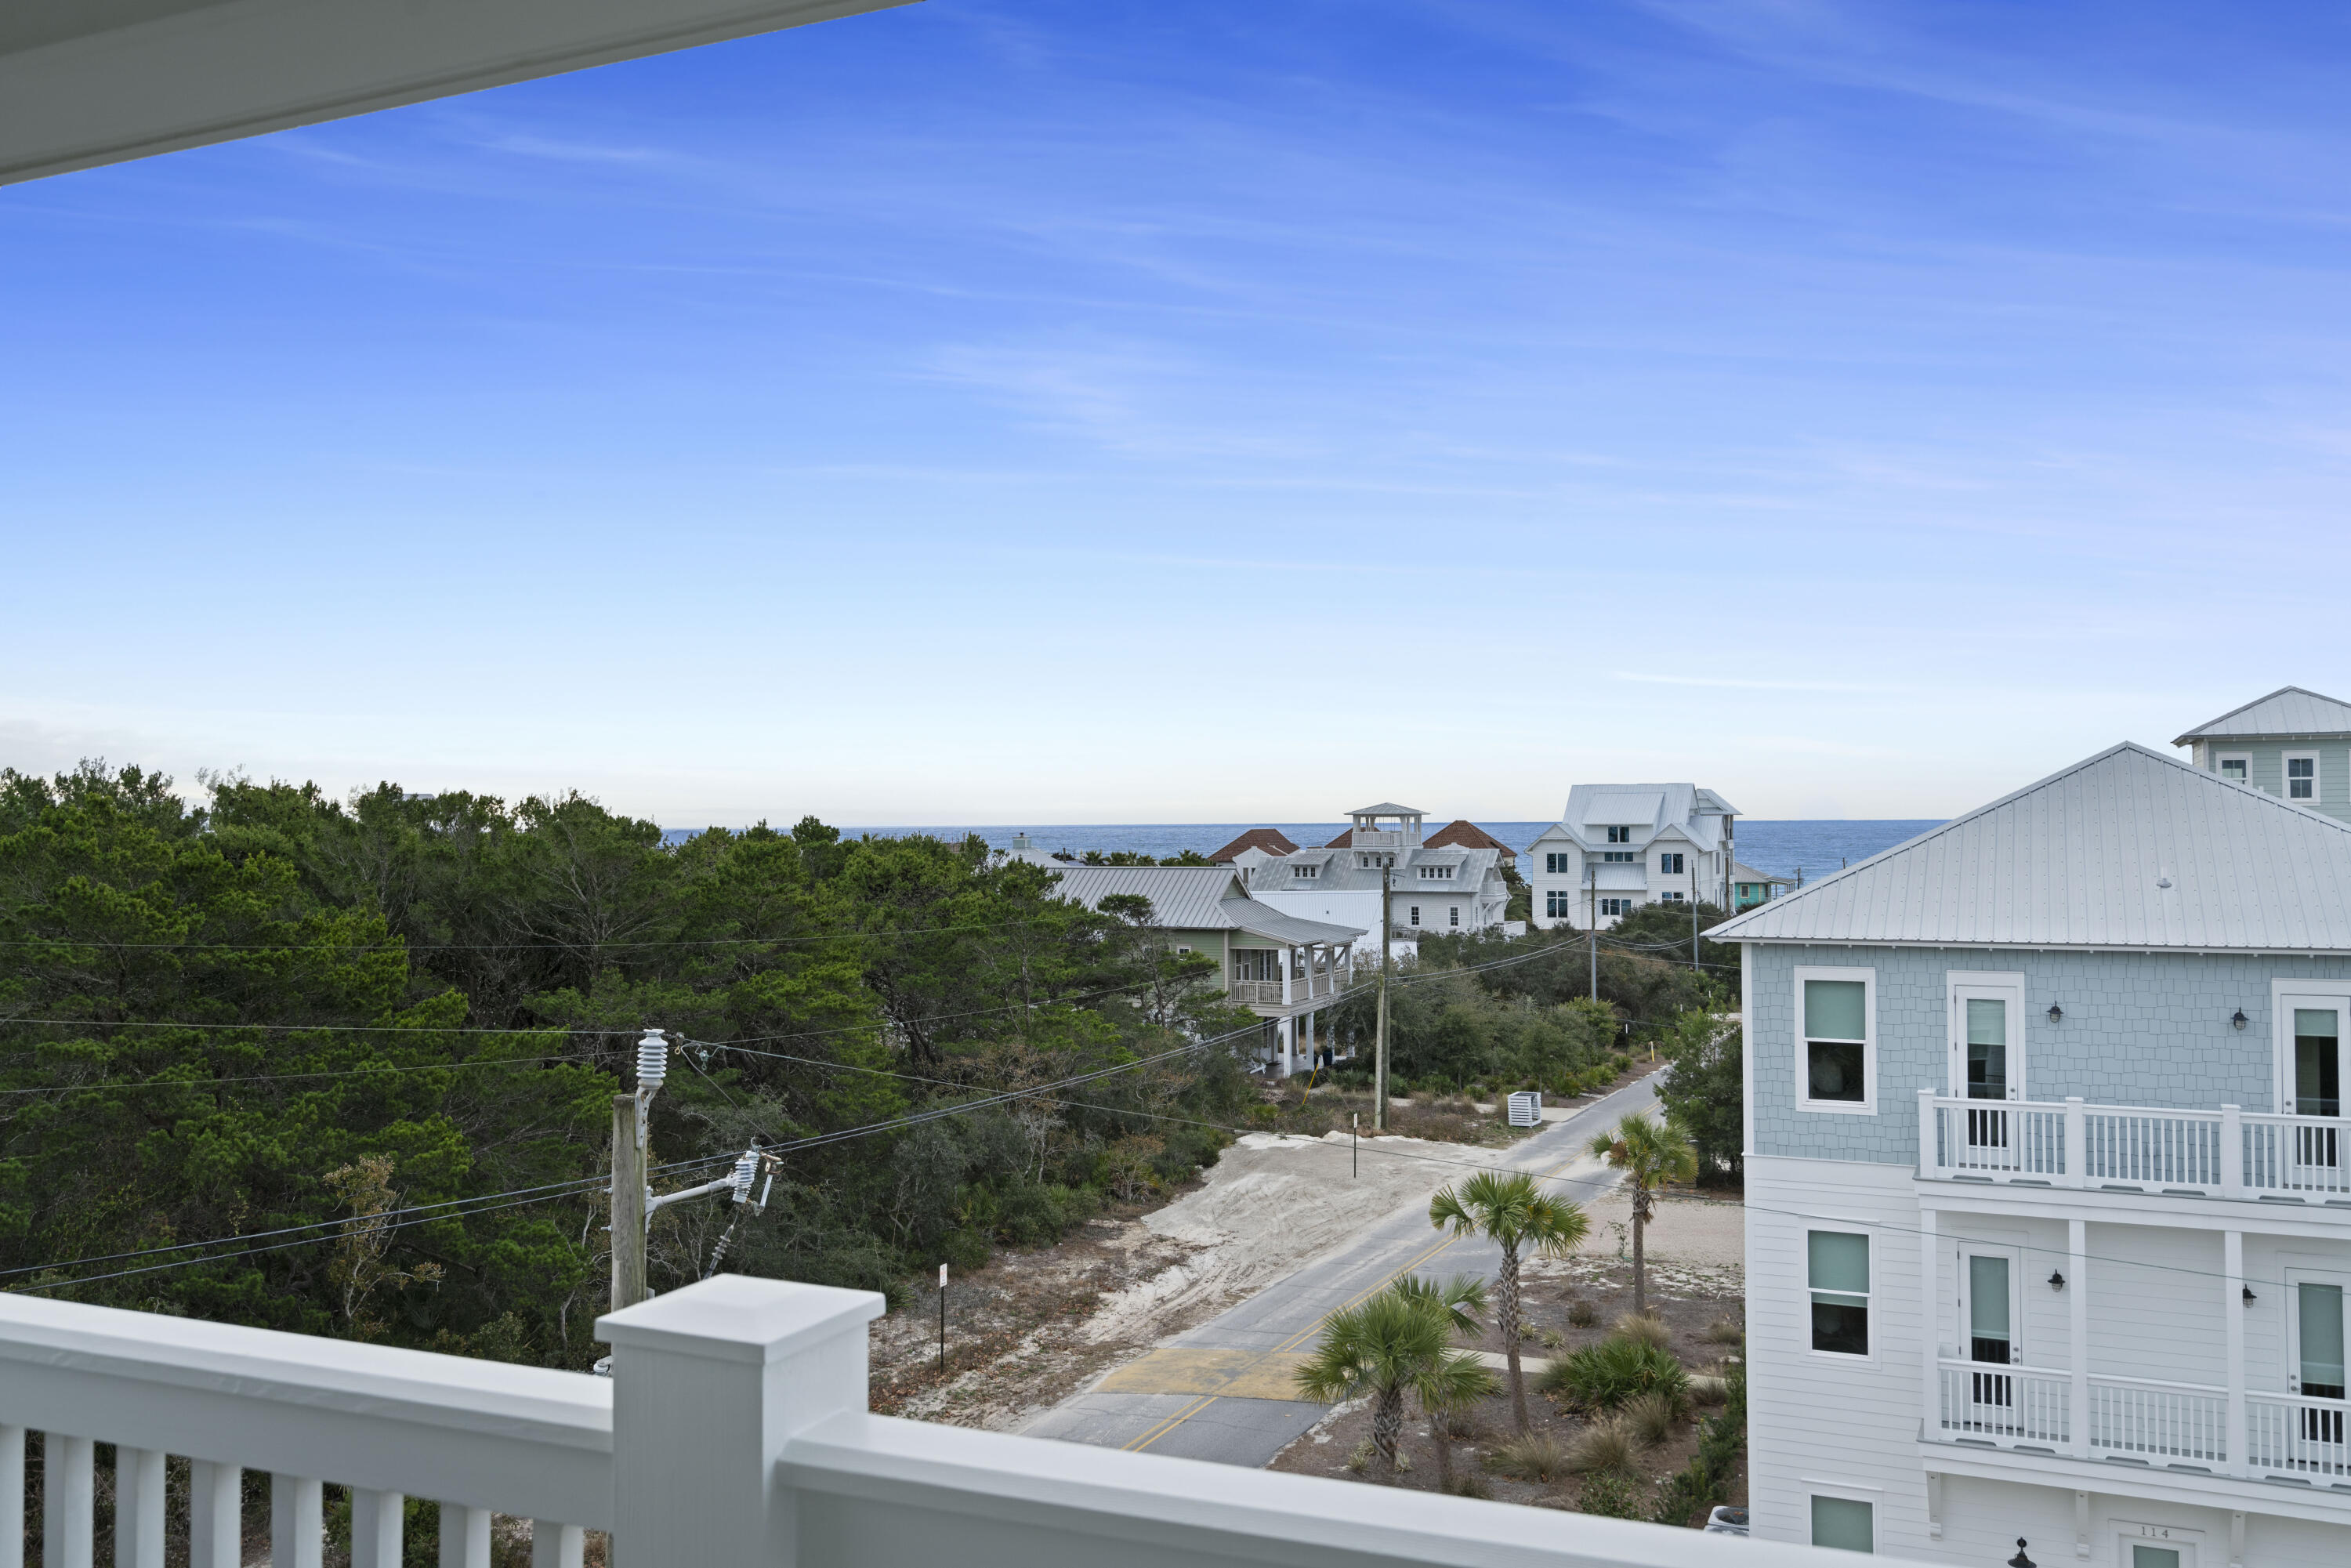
[{"left": 657, "top": 819, "right": 1944, "bottom": 885}]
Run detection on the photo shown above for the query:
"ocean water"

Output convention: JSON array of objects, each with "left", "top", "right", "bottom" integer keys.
[{"left": 659, "top": 819, "right": 1944, "bottom": 885}]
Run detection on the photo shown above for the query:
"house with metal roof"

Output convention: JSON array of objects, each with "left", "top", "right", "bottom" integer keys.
[
  {"left": 1238, "top": 802, "right": 1511, "bottom": 947},
  {"left": 2175, "top": 686, "right": 2351, "bottom": 822},
  {"left": 1707, "top": 741, "right": 2351, "bottom": 1565},
  {"left": 1523, "top": 783, "right": 1740, "bottom": 929},
  {"left": 1044, "top": 865, "right": 1363, "bottom": 1076}
]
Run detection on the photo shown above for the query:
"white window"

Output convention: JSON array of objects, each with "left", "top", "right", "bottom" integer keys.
[
  {"left": 2287, "top": 751, "right": 2319, "bottom": 801},
  {"left": 1808, "top": 1231, "right": 1871, "bottom": 1356},
  {"left": 2218, "top": 752, "right": 2250, "bottom": 784},
  {"left": 1544, "top": 852, "right": 1570, "bottom": 874},
  {"left": 1599, "top": 897, "right": 1632, "bottom": 917},
  {"left": 1605, "top": 825, "right": 1631, "bottom": 843},
  {"left": 1545, "top": 889, "right": 1574, "bottom": 918},
  {"left": 1658, "top": 852, "right": 1683, "bottom": 875},
  {"left": 1600, "top": 850, "right": 1637, "bottom": 863},
  {"left": 1661, "top": 891, "right": 1685, "bottom": 903},
  {"left": 1810, "top": 1495, "right": 1873, "bottom": 1553},
  {"left": 1409, "top": 906, "right": 1421, "bottom": 926},
  {"left": 1418, "top": 865, "right": 1454, "bottom": 881},
  {"left": 1291, "top": 864, "right": 1319, "bottom": 879},
  {"left": 1796, "top": 966, "right": 1875, "bottom": 1113},
  {"left": 1449, "top": 906, "right": 1459, "bottom": 927}
]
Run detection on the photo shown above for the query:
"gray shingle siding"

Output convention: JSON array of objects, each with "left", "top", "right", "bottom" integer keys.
[{"left": 1749, "top": 942, "right": 2351, "bottom": 1166}]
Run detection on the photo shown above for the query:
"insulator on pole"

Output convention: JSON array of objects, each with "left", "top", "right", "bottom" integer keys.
[
  {"left": 636, "top": 1029, "right": 669, "bottom": 1092},
  {"left": 729, "top": 1151, "right": 759, "bottom": 1203}
]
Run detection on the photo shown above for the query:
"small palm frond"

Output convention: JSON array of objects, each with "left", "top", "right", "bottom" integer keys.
[
  {"left": 1415, "top": 1349, "right": 1498, "bottom": 1416},
  {"left": 1393, "top": 1272, "right": 1490, "bottom": 1338},
  {"left": 1429, "top": 1170, "right": 1585, "bottom": 1254},
  {"left": 1294, "top": 1290, "right": 1452, "bottom": 1406}
]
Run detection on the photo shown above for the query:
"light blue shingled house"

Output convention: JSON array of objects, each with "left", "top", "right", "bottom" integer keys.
[{"left": 1706, "top": 741, "right": 2351, "bottom": 1567}]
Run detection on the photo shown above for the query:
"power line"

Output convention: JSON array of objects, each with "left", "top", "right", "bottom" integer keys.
[{"left": 0, "top": 911, "right": 1099, "bottom": 954}]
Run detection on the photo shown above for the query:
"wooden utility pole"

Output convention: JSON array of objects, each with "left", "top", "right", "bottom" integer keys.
[
  {"left": 1587, "top": 859, "right": 1598, "bottom": 1001},
  {"left": 610, "top": 1093, "right": 647, "bottom": 1313},
  {"left": 1375, "top": 862, "right": 1392, "bottom": 1132}
]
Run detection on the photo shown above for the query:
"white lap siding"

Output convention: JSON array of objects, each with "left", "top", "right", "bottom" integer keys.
[{"left": 1747, "top": 1155, "right": 1929, "bottom": 1554}]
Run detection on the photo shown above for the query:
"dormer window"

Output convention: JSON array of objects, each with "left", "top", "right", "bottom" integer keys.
[
  {"left": 1606, "top": 826, "right": 1632, "bottom": 843},
  {"left": 1291, "top": 864, "right": 1319, "bottom": 879},
  {"left": 1418, "top": 865, "right": 1454, "bottom": 880}
]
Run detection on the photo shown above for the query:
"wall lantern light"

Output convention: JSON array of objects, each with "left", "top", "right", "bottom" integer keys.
[
  {"left": 2046, "top": 1003, "right": 2063, "bottom": 1025},
  {"left": 2009, "top": 1540, "right": 2038, "bottom": 1568},
  {"left": 2244, "top": 1285, "right": 2258, "bottom": 1305},
  {"left": 2047, "top": 1269, "right": 2066, "bottom": 1291},
  {"left": 2233, "top": 1009, "right": 2249, "bottom": 1030}
]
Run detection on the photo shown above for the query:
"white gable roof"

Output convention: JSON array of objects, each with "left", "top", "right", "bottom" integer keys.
[
  {"left": 1582, "top": 791, "right": 1664, "bottom": 825},
  {"left": 1708, "top": 742, "right": 2351, "bottom": 952},
  {"left": 2174, "top": 686, "right": 2351, "bottom": 744}
]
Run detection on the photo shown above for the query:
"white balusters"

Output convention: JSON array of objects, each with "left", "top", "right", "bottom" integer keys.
[
  {"left": 270, "top": 1475, "right": 322, "bottom": 1568},
  {"left": 531, "top": 1522, "right": 584, "bottom": 1568},
  {"left": 45, "top": 1436, "right": 92, "bottom": 1568},
  {"left": 351, "top": 1490, "right": 403, "bottom": 1568},
  {"left": 114, "top": 1448, "right": 164, "bottom": 1568},
  {"left": 188, "top": 1463, "right": 241, "bottom": 1568},
  {"left": 440, "top": 1505, "right": 491, "bottom": 1568}
]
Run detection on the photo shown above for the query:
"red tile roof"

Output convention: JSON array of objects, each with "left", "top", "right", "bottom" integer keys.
[
  {"left": 1207, "top": 827, "right": 1300, "bottom": 862},
  {"left": 1425, "top": 820, "right": 1518, "bottom": 860}
]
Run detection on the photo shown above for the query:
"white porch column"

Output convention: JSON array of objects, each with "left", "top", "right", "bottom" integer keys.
[
  {"left": 2221, "top": 1104, "right": 2244, "bottom": 1199},
  {"left": 2225, "top": 1228, "right": 2248, "bottom": 1476},
  {"left": 2064, "top": 1098, "right": 2086, "bottom": 1189},
  {"left": 1920, "top": 1205, "right": 1940, "bottom": 1442},
  {"left": 1918, "top": 1088, "right": 1937, "bottom": 1178},
  {"left": 2068, "top": 1219, "right": 2089, "bottom": 1459},
  {"left": 1277, "top": 1016, "right": 1293, "bottom": 1078},
  {"left": 1280, "top": 946, "right": 1294, "bottom": 1007},
  {"left": 600, "top": 1274, "right": 885, "bottom": 1568}
]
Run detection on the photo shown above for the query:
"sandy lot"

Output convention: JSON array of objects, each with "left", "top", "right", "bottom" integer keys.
[{"left": 871, "top": 1126, "right": 1536, "bottom": 1430}]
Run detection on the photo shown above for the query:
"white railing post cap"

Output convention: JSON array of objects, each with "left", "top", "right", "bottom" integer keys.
[{"left": 596, "top": 1276, "right": 883, "bottom": 1366}]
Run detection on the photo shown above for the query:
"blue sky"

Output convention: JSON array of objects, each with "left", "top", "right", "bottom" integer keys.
[{"left": 7, "top": 1, "right": 2351, "bottom": 826}]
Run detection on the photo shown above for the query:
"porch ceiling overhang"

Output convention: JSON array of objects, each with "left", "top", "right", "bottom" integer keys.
[
  {"left": 1917, "top": 1439, "right": 2351, "bottom": 1530},
  {"left": 0, "top": 0, "right": 910, "bottom": 186}
]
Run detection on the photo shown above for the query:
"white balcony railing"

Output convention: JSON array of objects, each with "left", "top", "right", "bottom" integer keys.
[
  {"left": 1934, "top": 1360, "right": 2351, "bottom": 1487},
  {"left": 1918, "top": 1091, "right": 2351, "bottom": 1201},
  {"left": 1226, "top": 972, "right": 1345, "bottom": 1009},
  {"left": 0, "top": 1276, "right": 1829, "bottom": 1568}
]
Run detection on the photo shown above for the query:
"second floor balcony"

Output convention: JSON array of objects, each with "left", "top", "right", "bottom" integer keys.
[{"left": 1917, "top": 1089, "right": 2351, "bottom": 1206}]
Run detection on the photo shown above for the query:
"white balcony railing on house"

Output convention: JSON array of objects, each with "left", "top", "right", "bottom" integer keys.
[
  {"left": 0, "top": 1275, "right": 1835, "bottom": 1568},
  {"left": 1226, "top": 972, "right": 1343, "bottom": 1009},
  {"left": 1918, "top": 1091, "right": 2351, "bottom": 1201},
  {"left": 1934, "top": 1360, "right": 2351, "bottom": 1485}
]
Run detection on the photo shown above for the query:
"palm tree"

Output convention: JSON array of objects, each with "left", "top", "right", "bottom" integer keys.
[
  {"left": 1294, "top": 1286, "right": 1452, "bottom": 1476},
  {"left": 1417, "top": 1349, "right": 1498, "bottom": 1493},
  {"left": 1390, "top": 1270, "right": 1489, "bottom": 1338},
  {"left": 1590, "top": 1111, "right": 1698, "bottom": 1316},
  {"left": 1429, "top": 1171, "right": 1588, "bottom": 1432}
]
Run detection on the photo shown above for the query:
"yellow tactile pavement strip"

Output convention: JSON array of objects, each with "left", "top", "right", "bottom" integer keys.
[{"left": 1096, "top": 1346, "right": 1319, "bottom": 1401}]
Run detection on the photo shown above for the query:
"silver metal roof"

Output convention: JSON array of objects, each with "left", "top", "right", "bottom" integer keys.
[
  {"left": 1707, "top": 741, "right": 2351, "bottom": 952},
  {"left": 1348, "top": 801, "right": 1427, "bottom": 817},
  {"left": 1045, "top": 866, "right": 1363, "bottom": 944},
  {"left": 2173, "top": 686, "right": 2351, "bottom": 744},
  {"left": 1549, "top": 783, "right": 1733, "bottom": 853},
  {"left": 1584, "top": 791, "right": 1664, "bottom": 824}
]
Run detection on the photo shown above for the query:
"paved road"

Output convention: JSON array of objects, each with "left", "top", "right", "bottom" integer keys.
[{"left": 1022, "top": 1070, "right": 1664, "bottom": 1467}]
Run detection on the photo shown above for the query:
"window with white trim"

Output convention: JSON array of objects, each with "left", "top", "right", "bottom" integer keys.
[
  {"left": 1808, "top": 1231, "right": 1871, "bottom": 1356},
  {"left": 1600, "top": 850, "right": 1637, "bottom": 863},
  {"left": 1661, "top": 891, "right": 1686, "bottom": 903},
  {"left": 1291, "top": 864, "right": 1319, "bottom": 879},
  {"left": 1418, "top": 865, "right": 1454, "bottom": 880},
  {"left": 1545, "top": 889, "right": 1574, "bottom": 918},
  {"left": 1797, "top": 968, "right": 1874, "bottom": 1110},
  {"left": 1658, "top": 852, "right": 1683, "bottom": 875},
  {"left": 1810, "top": 1495, "right": 1873, "bottom": 1553},
  {"left": 2287, "top": 751, "right": 2319, "bottom": 801},
  {"left": 1605, "top": 825, "right": 1632, "bottom": 843},
  {"left": 2218, "top": 752, "right": 2249, "bottom": 784},
  {"left": 1545, "top": 852, "right": 1571, "bottom": 874},
  {"left": 1448, "top": 906, "right": 1459, "bottom": 927},
  {"left": 1599, "top": 897, "right": 1632, "bottom": 917},
  {"left": 1409, "top": 906, "right": 1421, "bottom": 926}
]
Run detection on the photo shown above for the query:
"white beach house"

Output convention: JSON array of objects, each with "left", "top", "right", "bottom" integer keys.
[
  {"left": 1708, "top": 741, "right": 2351, "bottom": 1566},
  {"left": 1525, "top": 784, "right": 1740, "bottom": 930},
  {"left": 1246, "top": 803, "right": 1511, "bottom": 947}
]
